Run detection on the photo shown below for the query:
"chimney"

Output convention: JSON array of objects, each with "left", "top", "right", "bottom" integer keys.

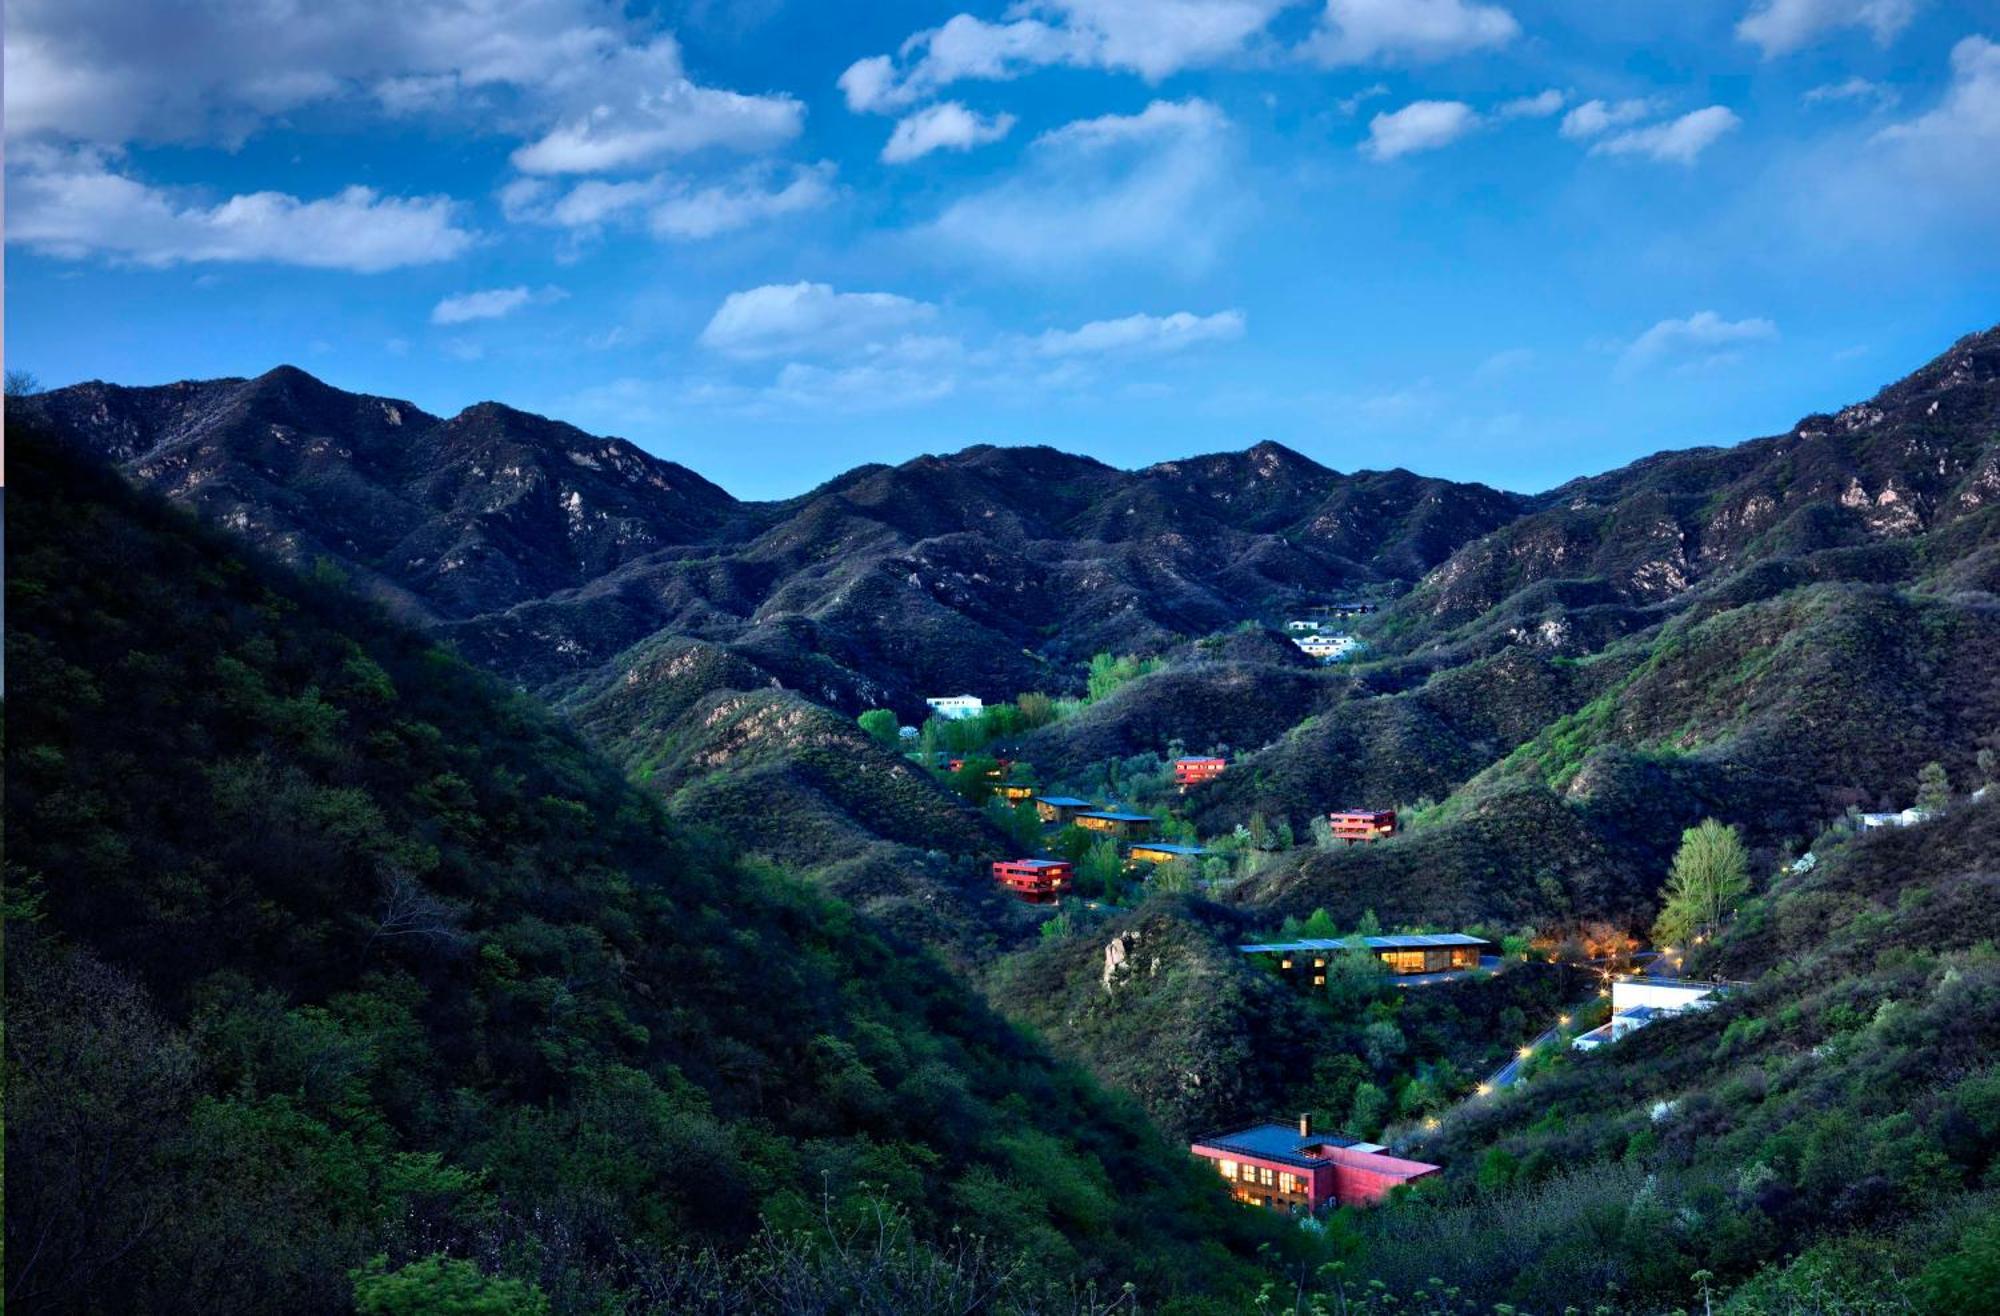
[{"left": 1298, "top": 1112, "right": 1312, "bottom": 1137}]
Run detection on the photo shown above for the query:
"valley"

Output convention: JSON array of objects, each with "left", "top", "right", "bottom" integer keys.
[{"left": 8, "top": 323, "right": 1999, "bottom": 1312}]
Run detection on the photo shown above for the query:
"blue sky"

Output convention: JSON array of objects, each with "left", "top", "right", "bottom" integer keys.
[{"left": 7, "top": 1, "right": 1998, "bottom": 499}]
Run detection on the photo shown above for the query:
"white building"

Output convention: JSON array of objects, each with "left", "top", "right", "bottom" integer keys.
[
  {"left": 1573, "top": 978, "right": 1725, "bottom": 1051},
  {"left": 1860, "top": 807, "right": 1931, "bottom": 830},
  {"left": 1285, "top": 619, "right": 1322, "bottom": 635},
  {"left": 925, "top": 695, "right": 985, "bottom": 721},
  {"left": 1295, "top": 633, "right": 1361, "bottom": 662}
]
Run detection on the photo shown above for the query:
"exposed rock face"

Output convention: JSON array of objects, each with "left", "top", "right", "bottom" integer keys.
[
  {"left": 20, "top": 372, "right": 1522, "bottom": 709},
  {"left": 1103, "top": 931, "right": 1138, "bottom": 994},
  {"left": 1386, "top": 324, "right": 2000, "bottom": 655}
]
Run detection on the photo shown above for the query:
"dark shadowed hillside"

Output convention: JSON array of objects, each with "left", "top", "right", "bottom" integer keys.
[
  {"left": 20, "top": 374, "right": 1523, "bottom": 710},
  {"left": 2, "top": 431, "right": 1291, "bottom": 1312}
]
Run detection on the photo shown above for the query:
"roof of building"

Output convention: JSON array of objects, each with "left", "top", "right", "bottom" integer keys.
[
  {"left": 1238, "top": 933, "right": 1490, "bottom": 954},
  {"left": 1611, "top": 1004, "right": 1663, "bottom": 1021},
  {"left": 1131, "top": 843, "right": 1207, "bottom": 857},
  {"left": 1190, "top": 1122, "right": 1362, "bottom": 1168},
  {"left": 1034, "top": 795, "right": 1094, "bottom": 807},
  {"left": 1176, "top": 756, "right": 1226, "bottom": 764},
  {"left": 1079, "top": 810, "right": 1152, "bottom": 823},
  {"left": 997, "top": 858, "right": 1072, "bottom": 870}
]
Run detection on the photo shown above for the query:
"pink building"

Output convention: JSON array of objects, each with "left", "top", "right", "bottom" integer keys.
[{"left": 1189, "top": 1115, "right": 1440, "bottom": 1212}]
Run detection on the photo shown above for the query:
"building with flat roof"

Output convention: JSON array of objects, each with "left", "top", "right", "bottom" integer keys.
[
  {"left": 1075, "top": 810, "right": 1153, "bottom": 840},
  {"left": 1128, "top": 841, "right": 1208, "bottom": 865},
  {"left": 1189, "top": 1115, "right": 1440, "bottom": 1212},
  {"left": 1573, "top": 978, "right": 1729, "bottom": 1051},
  {"left": 1174, "top": 757, "right": 1227, "bottom": 788},
  {"left": 1327, "top": 809, "right": 1396, "bottom": 843},
  {"left": 1033, "top": 795, "right": 1094, "bottom": 825},
  {"left": 925, "top": 695, "right": 985, "bottom": 721},
  {"left": 991, "top": 859, "right": 1073, "bottom": 904},
  {"left": 1242, "top": 934, "right": 1490, "bottom": 985}
]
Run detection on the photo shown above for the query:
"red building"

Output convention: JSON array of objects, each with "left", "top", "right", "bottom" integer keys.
[
  {"left": 1173, "top": 757, "right": 1227, "bottom": 788},
  {"left": 1189, "top": 1116, "right": 1440, "bottom": 1212},
  {"left": 991, "top": 859, "right": 1073, "bottom": 903},
  {"left": 1328, "top": 809, "right": 1397, "bottom": 843},
  {"left": 948, "top": 757, "right": 1013, "bottom": 779}
]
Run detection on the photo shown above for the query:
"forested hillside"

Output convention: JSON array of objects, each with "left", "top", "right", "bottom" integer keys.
[{"left": 2, "top": 433, "right": 1290, "bottom": 1313}]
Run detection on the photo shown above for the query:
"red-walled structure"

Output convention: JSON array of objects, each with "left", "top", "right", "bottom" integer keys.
[
  {"left": 1173, "top": 756, "right": 1227, "bottom": 787},
  {"left": 991, "top": 859, "right": 1073, "bottom": 903},
  {"left": 1189, "top": 1117, "right": 1439, "bottom": 1212},
  {"left": 1327, "top": 809, "right": 1397, "bottom": 843}
]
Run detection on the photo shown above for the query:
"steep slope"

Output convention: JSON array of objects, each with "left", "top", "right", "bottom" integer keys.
[
  {"left": 1377, "top": 324, "right": 2000, "bottom": 659},
  {"left": 2, "top": 432, "right": 1282, "bottom": 1312},
  {"left": 22, "top": 376, "right": 1522, "bottom": 707},
  {"left": 1339, "top": 797, "right": 2000, "bottom": 1312}
]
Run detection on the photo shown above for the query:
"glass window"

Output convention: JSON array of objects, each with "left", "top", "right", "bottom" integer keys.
[{"left": 1218, "top": 1159, "right": 1237, "bottom": 1181}]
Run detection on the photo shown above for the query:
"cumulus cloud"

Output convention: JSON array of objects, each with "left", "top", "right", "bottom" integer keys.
[
  {"left": 506, "top": 37, "right": 802, "bottom": 174},
  {"left": 1803, "top": 76, "right": 1901, "bottom": 109},
  {"left": 1033, "top": 309, "right": 1246, "bottom": 356},
  {"left": 698, "top": 282, "right": 938, "bottom": 359},
  {"left": 7, "top": 147, "right": 475, "bottom": 271},
  {"left": 881, "top": 102, "right": 1017, "bottom": 163},
  {"left": 1621, "top": 311, "right": 1777, "bottom": 372},
  {"left": 1559, "top": 98, "right": 1658, "bottom": 140},
  {"left": 7, "top": 0, "right": 802, "bottom": 165},
  {"left": 1874, "top": 35, "right": 2000, "bottom": 154},
  {"left": 500, "top": 162, "right": 835, "bottom": 240},
  {"left": 1303, "top": 0, "right": 1520, "bottom": 67},
  {"left": 1363, "top": 100, "right": 1480, "bottom": 159},
  {"left": 924, "top": 98, "right": 1238, "bottom": 272},
  {"left": 1334, "top": 82, "right": 1390, "bottom": 115},
  {"left": 838, "top": 0, "right": 1290, "bottom": 113},
  {"left": 1736, "top": 0, "right": 1918, "bottom": 58},
  {"left": 1591, "top": 105, "right": 1741, "bottom": 163},
  {"left": 430, "top": 285, "right": 565, "bottom": 324},
  {"left": 1498, "top": 89, "right": 1565, "bottom": 119}
]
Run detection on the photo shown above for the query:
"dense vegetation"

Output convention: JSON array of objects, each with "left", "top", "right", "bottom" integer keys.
[
  {"left": 3, "top": 436, "right": 1293, "bottom": 1313},
  {"left": 1333, "top": 796, "right": 2000, "bottom": 1313}
]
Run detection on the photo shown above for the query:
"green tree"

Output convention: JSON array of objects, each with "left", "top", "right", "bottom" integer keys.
[
  {"left": 1151, "top": 856, "right": 1196, "bottom": 895},
  {"left": 1916, "top": 760, "right": 1952, "bottom": 814},
  {"left": 1918, "top": 1211, "right": 2000, "bottom": 1314},
  {"left": 1349, "top": 1083, "right": 1389, "bottom": 1139},
  {"left": 1977, "top": 746, "right": 1997, "bottom": 786},
  {"left": 1652, "top": 817, "right": 1750, "bottom": 947},
  {"left": 1080, "top": 838, "right": 1123, "bottom": 901},
  {"left": 352, "top": 1255, "right": 549, "bottom": 1316},
  {"left": 856, "top": 708, "right": 899, "bottom": 748},
  {"left": 1476, "top": 1148, "right": 1520, "bottom": 1195},
  {"left": 1016, "top": 692, "right": 1056, "bottom": 728}
]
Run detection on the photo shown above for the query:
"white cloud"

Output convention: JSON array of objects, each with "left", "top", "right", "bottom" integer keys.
[
  {"left": 767, "top": 359, "right": 958, "bottom": 411},
  {"left": 1303, "top": 0, "right": 1520, "bottom": 67},
  {"left": 882, "top": 102, "right": 1017, "bottom": 163},
  {"left": 838, "top": 0, "right": 1290, "bottom": 113},
  {"left": 1363, "top": 100, "right": 1480, "bottom": 160},
  {"left": 698, "top": 282, "right": 938, "bottom": 359},
  {"left": 1591, "top": 106, "right": 1741, "bottom": 163},
  {"left": 1498, "top": 89, "right": 1565, "bottom": 119},
  {"left": 1736, "top": 0, "right": 1918, "bottom": 58},
  {"left": 1803, "top": 76, "right": 1901, "bottom": 109},
  {"left": 1621, "top": 311, "right": 1777, "bottom": 372},
  {"left": 1335, "top": 82, "right": 1390, "bottom": 115},
  {"left": 507, "top": 38, "right": 803, "bottom": 174},
  {"left": 1034, "top": 309, "right": 1246, "bottom": 357},
  {"left": 7, "top": 1, "right": 803, "bottom": 170},
  {"left": 430, "top": 285, "right": 565, "bottom": 324},
  {"left": 1875, "top": 35, "right": 2000, "bottom": 155},
  {"left": 500, "top": 162, "right": 835, "bottom": 240},
  {"left": 924, "top": 98, "right": 1238, "bottom": 272},
  {"left": 1473, "top": 346, "right": 1534, "bottom": 379},
  {"left": 1559, "top": 98, "right": 1659, "bottom": 140},
  {"left": 6, "top": 147, "right": 475, "bottom": 271},
  {"left": 650, "top": 164, "right": 836, "bottom": 238}
]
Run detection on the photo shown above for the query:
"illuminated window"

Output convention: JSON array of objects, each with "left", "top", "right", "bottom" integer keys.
[
  {"left": 1279, "top": 1172, "right": 1299, "bottom": 1194},
  {"left": 1259, "top": 1166, "right": 1275, "bottom": 1186},
  {"left": 1218, "top": 1159, "right": 1237, "bottom": 1181},
  {"left": 1313, "top": 958, "right": 1326, "bottom": 968},
  {"left": 1313, "top": 975, "right": 1326, "bottom": 986},
  {"left": 1280, "top": 959, "right": 1293, "bottom": 969}
]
